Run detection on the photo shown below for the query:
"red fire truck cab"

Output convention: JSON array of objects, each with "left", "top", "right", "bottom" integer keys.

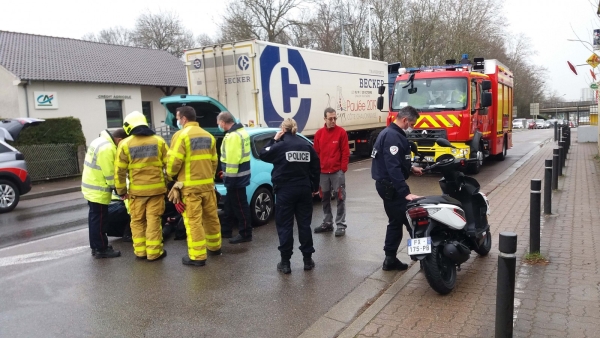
[{"left": 384, "top": 57, "right": 514, "bottom": 174}]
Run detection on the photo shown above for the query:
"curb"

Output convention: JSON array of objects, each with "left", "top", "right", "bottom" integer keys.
[
  {"left": 21, "top": 186, "right": 81, "bottom": 201},
  {"left": 305, "top": 136, "right": 554, "bottom": 338}
]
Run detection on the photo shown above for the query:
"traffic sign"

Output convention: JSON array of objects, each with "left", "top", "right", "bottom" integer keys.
[
  {"left": 591, "top": 83, "right": 598, "bottom": 90},
  {"left": 530, "top": 102, "right": 539, "bottom": 117},
  {"left": 586, "top": 53, "right": 600, "bottom": 68}
]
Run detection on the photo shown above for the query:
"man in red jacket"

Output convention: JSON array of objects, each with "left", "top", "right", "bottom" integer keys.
[{"left": 313, "top": 107, "right": 350, "bottom": 237}]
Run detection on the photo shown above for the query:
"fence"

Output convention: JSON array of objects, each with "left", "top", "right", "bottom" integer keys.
[{"left": 18, "top": 144, "right": 81, "bottom": 182}]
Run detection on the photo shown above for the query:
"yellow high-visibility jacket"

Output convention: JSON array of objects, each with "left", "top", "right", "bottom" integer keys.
[
  {"left": 167, "top": 122, "right": 218, "bottom": 194},
  {"left": 82, "top": 130, "right": 118, "bottom": 205},
  {"left": 115, "top": 135, "right": 169, "bottom": 197},
  {"left": 220, "top": 123, "right": 251, "bottom": 188}
]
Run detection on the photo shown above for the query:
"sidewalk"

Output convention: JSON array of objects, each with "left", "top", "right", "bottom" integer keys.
[
  {"left": 21, "top": 176, "right": 81, "bottom": 200},
  {"left": 339, "top": 132, "right": 600, "bottom": 337}
]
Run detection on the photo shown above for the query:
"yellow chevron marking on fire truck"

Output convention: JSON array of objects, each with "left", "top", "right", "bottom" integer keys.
[
  {"left": 448, "top": 115, "right": 461, "bottom": 127},
  {"left": 420, "top": 122, "right": 430, "bottom": 128},
  {"left": 424, "top": 115, "right": 441, "bottom": 128},
  {"left": 436, "top": 115, "right": 452, "bottom": 127}
]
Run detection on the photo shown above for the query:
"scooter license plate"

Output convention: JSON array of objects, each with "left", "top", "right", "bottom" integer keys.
[{"left": 407, "top": 237, "right": 432, "bottom": 255}]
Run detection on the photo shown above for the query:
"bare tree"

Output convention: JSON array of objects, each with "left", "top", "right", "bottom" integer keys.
[
  {"left": 131, "top": 11, "right": 196, "bottom": 57},
  {"left": 82, "top": 26, "right": 134, "bottom": 46},
  {"left": 220, "top": 0, "right": 302, "bottom": 43}
]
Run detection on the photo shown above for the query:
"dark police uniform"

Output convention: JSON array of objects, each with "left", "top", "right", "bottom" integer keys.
[
  {"left": 259, "top": 132, "right": 320, "bottom": 261},
  {"left": 371, "top": 122, "right": 413, "bottom": 257}
]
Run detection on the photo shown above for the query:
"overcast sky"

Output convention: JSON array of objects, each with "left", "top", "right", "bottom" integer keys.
[{"left": 1, "top": 0, "right": 599, "bottom": 103}]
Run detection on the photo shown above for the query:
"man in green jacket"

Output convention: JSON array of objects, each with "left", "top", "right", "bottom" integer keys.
[{"left": 82, "top": 129, "right": 127, "bottom": 258}]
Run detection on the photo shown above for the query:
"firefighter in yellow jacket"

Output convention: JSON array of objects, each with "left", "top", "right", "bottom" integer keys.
[
  {"left": 82, "top": 128, "right": 127, "bottom": 259},
  {"left": 167, "top": 106, "right": 221, "bottom": 266},
  {"left": 115, "top": 111, "right": 169, "bottom": 261}
]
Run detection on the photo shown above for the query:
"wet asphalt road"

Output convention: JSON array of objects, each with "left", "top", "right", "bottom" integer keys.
[{"left": 0, "top": 129, "right": 552, "bottom": 338}]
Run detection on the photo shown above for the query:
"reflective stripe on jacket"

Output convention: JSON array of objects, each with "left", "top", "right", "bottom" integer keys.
[
  {"left": 167, "top": 122, "right": 218, "bottom": 194},
  {"left": 220, "top": 123, "right": 251, "bottom": 188},
  {"left": 81, "top": 130, "right": 117, "bottom": 205},
  {"left": 115, "top": 135, "right": 169, "bottom": 196}
]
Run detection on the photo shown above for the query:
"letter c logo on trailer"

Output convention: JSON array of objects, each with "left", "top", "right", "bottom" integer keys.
[{"left": 260, "top": 46, "right": 311, "bottom": 132}]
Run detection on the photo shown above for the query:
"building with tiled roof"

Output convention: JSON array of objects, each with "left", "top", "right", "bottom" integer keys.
[{"left": 0, "top": 30, "right": 187, "bottom": 143}]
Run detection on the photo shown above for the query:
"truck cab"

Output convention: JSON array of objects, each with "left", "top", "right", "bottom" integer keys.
[{"left": 385, "top": 57, "right": 513, "bottom": 173}]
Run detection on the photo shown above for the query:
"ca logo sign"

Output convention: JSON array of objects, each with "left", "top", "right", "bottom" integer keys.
[
  {"left": 260, "top": 46, "right": 311, "bottom": 132},
  {"left": 36, "top": 94, "right": 54, "bottom": 106}
]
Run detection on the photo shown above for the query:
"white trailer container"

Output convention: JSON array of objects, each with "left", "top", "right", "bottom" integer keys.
[{"left": 183, "top": 40, "right": 388, "bottom": 155}]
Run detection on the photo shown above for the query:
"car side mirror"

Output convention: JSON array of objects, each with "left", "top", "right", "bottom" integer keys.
[
  {"left": 481, "top": 92, "right": 492, "bottom": 107},
  {"left": 377, "top": 96, "right": 384, "bottom": 111},
  {"left": 481, "top": 80, "right": 491, "bottom": 91}
]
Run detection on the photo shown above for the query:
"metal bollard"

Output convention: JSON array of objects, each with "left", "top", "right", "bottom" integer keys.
[
  {"left": 495, "top": 232, "right": 518, "bottom": 338},
  {"left": 552, "top": 148, "right": 559, "bottom": 190},
  {"left": 544, "top": 159, "right": 552, "bottom": 214},
  {"left": 558, "top": 144, "right": 564, "bottom": 176},
  {"left": 530, "top": 179, "right": 541, "bottom": 253},
  {"left": 560, "top": 140, "right": 566, "bottom": 167},
  {"left": 553, "top": 122, "right": 558, "bottom": 142}
]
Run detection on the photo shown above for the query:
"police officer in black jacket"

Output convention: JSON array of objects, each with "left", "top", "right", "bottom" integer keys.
[
  {"left": 371, "top": 106, "right": 423, "bottom": 271},
  {"left": 259, "top": 118, "right": 321, "bottom": 274}
]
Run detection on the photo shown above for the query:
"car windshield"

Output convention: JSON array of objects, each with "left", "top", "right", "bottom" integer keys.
[
  {"left": 536, "top": 119, "right": 544, "bottom": 123},
  {"left": 391, "top": 77, "right": 468, "bottom": 111}
]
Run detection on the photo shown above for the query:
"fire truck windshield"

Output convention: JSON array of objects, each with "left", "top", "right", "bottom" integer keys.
[{"left": 391, "top": 77, "right": 468, "bottom": 112}]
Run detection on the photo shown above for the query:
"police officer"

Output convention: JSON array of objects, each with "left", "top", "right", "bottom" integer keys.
[
  {"left": 371, "top": 106, "right": 423, "bottom": 271},
  {"left": 115, "top": 111, "right": 169, "bottom": 261},
  {"left": 259, "top": 118, "right": 320, "bottom": 274}
]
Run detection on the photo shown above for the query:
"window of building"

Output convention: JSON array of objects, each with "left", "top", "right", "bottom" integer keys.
[
  {"left": 142, "top": 101, "right": 153, "bottom": 128},
  {"left": 106, "top": 100, "right": 123, "bottom": 128}
]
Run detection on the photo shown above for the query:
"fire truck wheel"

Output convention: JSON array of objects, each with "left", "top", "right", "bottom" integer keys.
[{"left": 496, "top": 139, "right": 507, "bottom": 161}]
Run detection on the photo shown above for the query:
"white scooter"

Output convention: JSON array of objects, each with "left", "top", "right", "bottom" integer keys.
[{"left": 406, "top": 138, "right": 492, "bottom": 294}]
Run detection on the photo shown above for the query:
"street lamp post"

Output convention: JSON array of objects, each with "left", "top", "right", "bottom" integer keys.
[
  {"left": 368, "top": 5, "right": 374, "bottom": 59},
  {"left": 555, "top": 94, "right": 566, "bottom": 119}
]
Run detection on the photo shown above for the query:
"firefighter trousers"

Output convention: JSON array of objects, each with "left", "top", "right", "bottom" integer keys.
[
  {"left": 182, "top": 190, "right": 221, "bottom": 261},
  {"left": 129, "top": 195, "right": 165, "bottom": 260}
]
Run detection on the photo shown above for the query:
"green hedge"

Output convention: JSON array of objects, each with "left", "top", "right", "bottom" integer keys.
[{"left": 9, "top": 117, "right": 86, "bottom": 147}]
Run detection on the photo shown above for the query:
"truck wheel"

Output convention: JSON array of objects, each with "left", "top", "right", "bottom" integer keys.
[
  {"left": 0, "top": 179, "right": 19, "bottom": 213},
  {"left": 251, "top": 187, "right": 273, "bottom": 226},
  {"left": 496, "top": 139, "right": 507, "bottom": 161}
]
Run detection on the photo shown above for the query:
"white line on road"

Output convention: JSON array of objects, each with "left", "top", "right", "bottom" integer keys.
[{"left": 0, "top": 246, "right": 88, "bottom": 268}]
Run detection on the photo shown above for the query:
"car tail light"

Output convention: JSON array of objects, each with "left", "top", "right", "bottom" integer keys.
[
  {"left": 408, "top": 207, "right": 428, "bottom": 219},
  {"left": 15, "top": 152, "right": 25, "bottom": 160}
]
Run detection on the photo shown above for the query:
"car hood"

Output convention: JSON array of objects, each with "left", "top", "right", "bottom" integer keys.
[{"left": 0, "top": 118, "right": 45, "bottom": 141}]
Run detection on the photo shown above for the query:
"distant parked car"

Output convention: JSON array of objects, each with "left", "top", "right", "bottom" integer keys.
[
  {"left": 0, "top": 118, "right": 44, "bottom": 213},
  {"left": 535, "top": 119, "right": 546, "bottom": 129},
  {"left": 527, "top": 119, "right": 536, "bottom": 129},
  {"left": 569, "top": 121, "right": 577, "bottom": 128},
  {"left": 512, "top": 118, "right": 526, "bottom": 129}
]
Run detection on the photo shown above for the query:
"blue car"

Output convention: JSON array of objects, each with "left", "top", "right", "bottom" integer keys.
[{"left": 159, "top": 95, "right": 313, "bottom": 225}]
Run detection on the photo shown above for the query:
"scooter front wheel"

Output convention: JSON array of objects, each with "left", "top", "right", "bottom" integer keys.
[{"left": 422, "top": 246, "right": 457, "bottom": 295}]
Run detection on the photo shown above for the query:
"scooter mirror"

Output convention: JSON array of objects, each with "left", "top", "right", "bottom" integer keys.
[
  {"left": 409, "top": 141, "right": 419, "bottom": 154},
  {"left": 435, "top": 138, "right": 455, "bottom": 148}
]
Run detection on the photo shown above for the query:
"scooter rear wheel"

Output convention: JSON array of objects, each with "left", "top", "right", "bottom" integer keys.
[{"left": 423, "top": 246, "right": 457, "bottom": 295}]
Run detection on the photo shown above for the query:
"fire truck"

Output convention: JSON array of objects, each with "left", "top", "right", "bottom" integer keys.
[{"left": 383, "top": 56, "right": 514, "bottom": 174}]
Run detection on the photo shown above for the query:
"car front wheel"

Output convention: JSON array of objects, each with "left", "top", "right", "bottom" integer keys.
[
  {"left": 0, "top": 179, "right": 20, "bottom": 213},
  {"left": 251, "top": 187, "right": 273, "bottom": 226}
]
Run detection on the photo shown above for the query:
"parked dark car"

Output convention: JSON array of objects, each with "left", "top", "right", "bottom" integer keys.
[{"left": 0, "top": 118, "right": 44, "bottom": 213}]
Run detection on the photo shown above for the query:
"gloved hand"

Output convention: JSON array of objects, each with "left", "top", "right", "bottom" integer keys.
[
  {"left": 168, "top": 182, "right": 184, "bottom": 204},
  {"left": 175, "top": 202, "right": 186, "bottom": 214}
]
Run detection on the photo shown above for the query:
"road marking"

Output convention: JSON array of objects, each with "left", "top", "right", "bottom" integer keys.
[
  {"left": 0, "top": 246, "right": 88, "bottom": 267},
  {"left": 353, "top": 168, "right": 370, "bottom": 172}
]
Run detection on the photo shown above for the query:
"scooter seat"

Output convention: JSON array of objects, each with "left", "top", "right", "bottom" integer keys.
[{"left": 408, "top": 195, "right": 462, "bottom": 207}]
